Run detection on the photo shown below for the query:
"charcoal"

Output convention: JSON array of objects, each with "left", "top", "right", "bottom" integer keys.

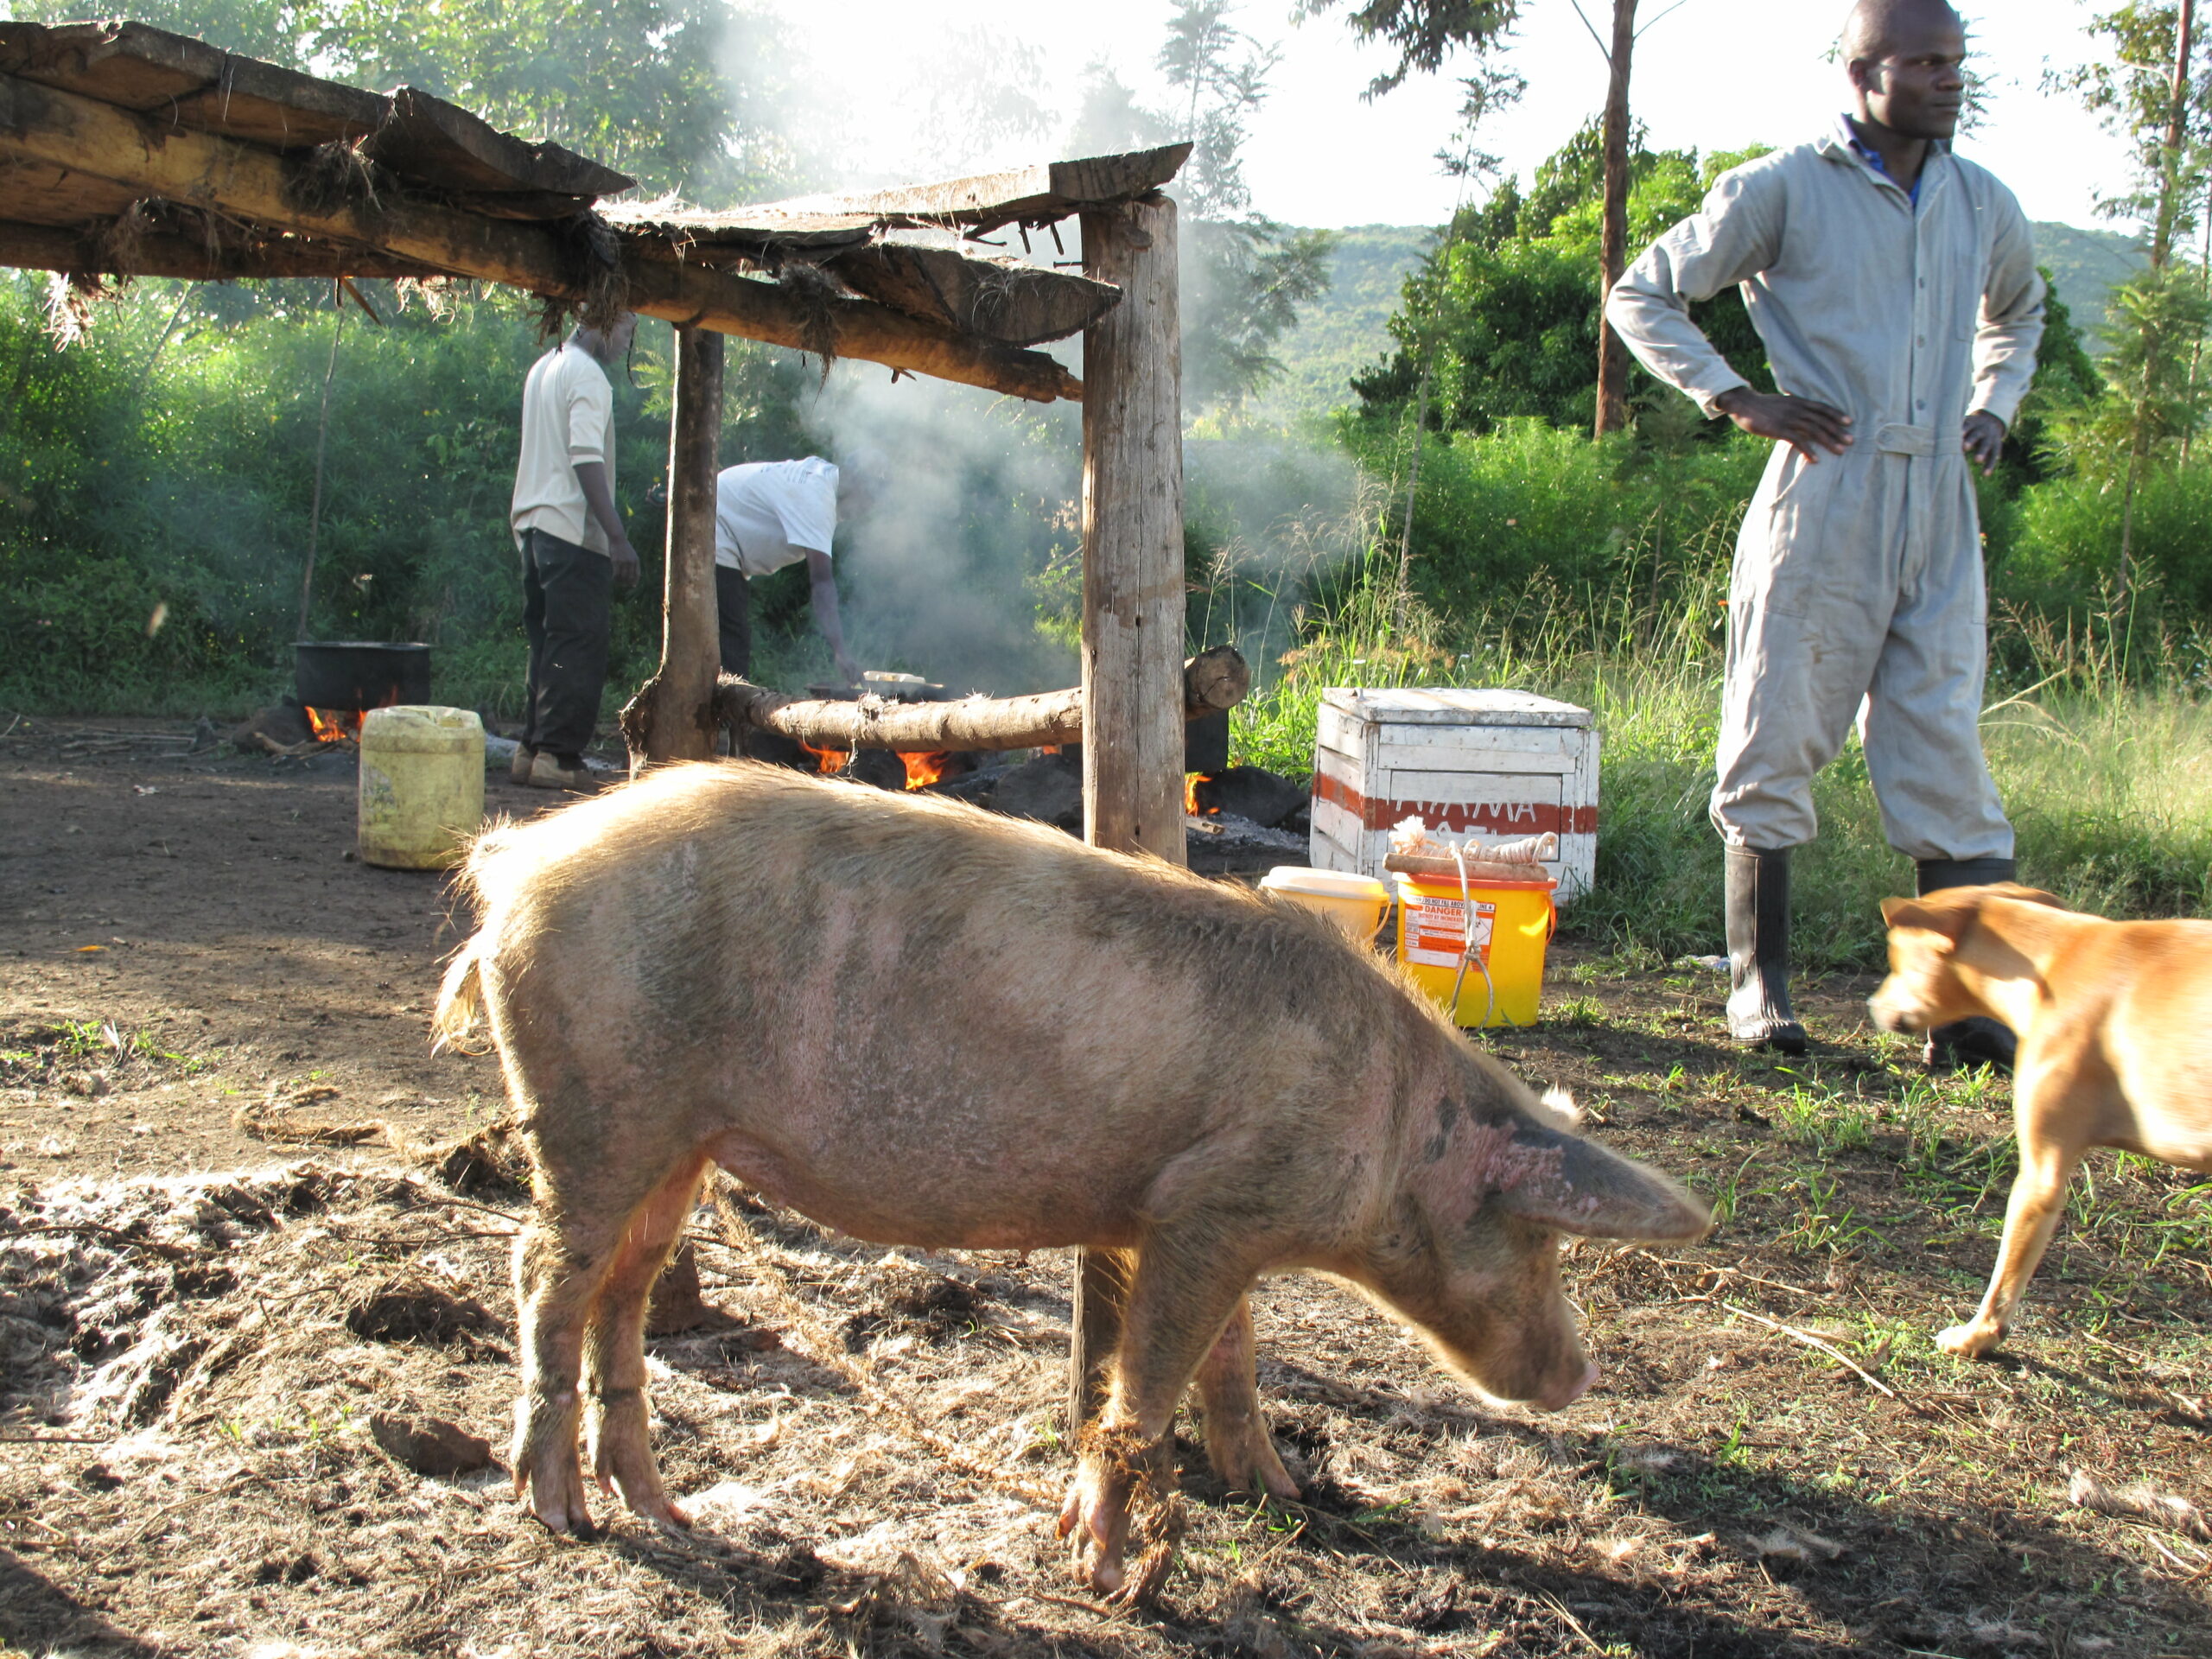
[
  {"left": 991, "top": 753, "right": 1083, "bottom": 830},
  {"left": 1194, "top": 767, "right": 1308, "bottom": 830}
]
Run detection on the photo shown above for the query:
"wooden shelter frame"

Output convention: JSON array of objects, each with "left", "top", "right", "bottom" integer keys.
[{"left": 0, "top": 16, "right": 1197, "bottom": 1430}]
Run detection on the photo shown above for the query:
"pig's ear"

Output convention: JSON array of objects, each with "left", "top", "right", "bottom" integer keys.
[{"left": 1496, "top": 1122, "right": 1712, "bottom": 1243}]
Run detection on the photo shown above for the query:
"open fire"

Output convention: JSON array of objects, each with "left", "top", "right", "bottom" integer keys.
[
  {"left": 802, "top": 741, "right": 849, "bottom": 774},
  {"left": 902, "top": 752, "right": 951, "bottom": 791},
  {"left": 305, "top": 706, "right": 365, "bottom": 744},
  {"left": 1185, "top": 772, "right": 1218, "bottom": 816}
]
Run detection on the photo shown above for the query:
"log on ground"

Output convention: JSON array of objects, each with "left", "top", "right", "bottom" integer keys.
[{"left": 713, "top": 646, "right": 1248, "bottom": 755}]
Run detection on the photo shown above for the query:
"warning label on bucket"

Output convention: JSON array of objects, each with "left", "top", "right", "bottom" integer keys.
[{"left": 1405, "top": 893, "right": 1497, "bottom": 969}]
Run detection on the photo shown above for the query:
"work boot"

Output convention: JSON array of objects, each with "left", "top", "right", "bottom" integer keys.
[
  {"left": 1915, "top": 856, "right": 2019, "bottom": 1071},
  {"left": 1725, "top": 845, "right": 1807, "bottom": 1054},
  {"left": 508, "top": 742, "right": 537, "bottom": 785},
  {"left": 527, "top": 752, "right": 598, "bottom": 793}
]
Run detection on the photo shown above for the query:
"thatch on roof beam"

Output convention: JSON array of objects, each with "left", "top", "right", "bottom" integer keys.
[{"left": 0, "top": 70, "right": 1084, "bottom": 402}]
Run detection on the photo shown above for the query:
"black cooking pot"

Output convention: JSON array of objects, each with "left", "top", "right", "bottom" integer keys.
[{"left": 295, "top": 641, "right": 432, "bottom": 712}]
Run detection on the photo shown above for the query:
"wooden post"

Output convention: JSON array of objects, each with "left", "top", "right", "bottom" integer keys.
[
  {"left": 620, "top": 324, "right": 724, "bottom": 770},
  {"left": 1069, "top": 190, "right": 1185, "bottom": 1434},
  {"left": 1593, "top": 0, "right": 1638, "bottom": 439}
]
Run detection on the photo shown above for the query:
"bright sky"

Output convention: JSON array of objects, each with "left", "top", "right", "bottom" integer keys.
[{"left": 765, "top": 0, "right": 2135, "bottom": 232}]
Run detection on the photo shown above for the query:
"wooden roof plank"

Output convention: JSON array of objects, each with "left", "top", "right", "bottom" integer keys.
[
  {"left": 0, "top": 67, "right": 1081, "bottom": 403},
  {"left": 739, "top": 143, "right": 1192, "bottom": 233},
  {"left": 362, "top": 86, "right": 631, "bottom": 202},
  {"left": 820, "top": 244, "right": 1118, "bottom": 346},
  {"left": 0, "top": 18, "right": 631, "bottom": 203}
]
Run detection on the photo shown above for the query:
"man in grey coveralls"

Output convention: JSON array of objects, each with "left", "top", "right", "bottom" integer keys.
[{"left": 1607, "top": 0, "right": 2044, "bottom": 1065}]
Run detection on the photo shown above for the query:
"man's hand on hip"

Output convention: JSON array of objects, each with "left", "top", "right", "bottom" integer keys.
[
  {"left": 608, "top": 537, "right": 641, "bottom": 590},
  {"left": 1963, "top": 411, "right": 2007, "bottom": 476},
  {"left": 1714, "top": 388, "right": 1854, "bottom": 462}
]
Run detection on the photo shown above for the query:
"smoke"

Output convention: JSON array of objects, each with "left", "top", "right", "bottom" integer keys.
[{"left": 810, "top": 365, "right": 1082, "bottom": 695}]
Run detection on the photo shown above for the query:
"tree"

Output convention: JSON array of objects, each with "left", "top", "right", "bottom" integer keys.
[
  {"left": 2052, "top": 2, "right": 2212, "bottom": 266},
  {"left": 2052, "top": 3, "right": 2212, "bottom": 606},
  {"left": 1354, "top": 132, "right": 1769, "bottom": 435},
  {"left": 1076, "top": 3, "right": 1335, "bottom": 416},
  {"left": 1302, "top": 0, "right": 1691, "bottom": 438}
]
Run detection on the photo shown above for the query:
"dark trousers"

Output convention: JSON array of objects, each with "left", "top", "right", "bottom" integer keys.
[
  {"left": 520, "top": 528, "right": 611, "bottom": 762},
  {"left": 715, "top": 563, "right": 752, "bottom": 677}
]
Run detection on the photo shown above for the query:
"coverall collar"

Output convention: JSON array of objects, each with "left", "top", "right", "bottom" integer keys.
[{"left": 1822, "top": 114, "right": 1952, "bottom": 212}]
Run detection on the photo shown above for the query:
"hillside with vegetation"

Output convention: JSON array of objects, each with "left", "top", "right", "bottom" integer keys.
[{"left": 1249, "top": 221, "right": 2144, "bottom": 428}]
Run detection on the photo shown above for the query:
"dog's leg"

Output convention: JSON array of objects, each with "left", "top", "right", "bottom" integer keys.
[{"left": 1937, "top": 1057, "right": 2091, "bottom": 1358}]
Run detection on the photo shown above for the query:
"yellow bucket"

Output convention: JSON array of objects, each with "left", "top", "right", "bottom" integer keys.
[
  {"left": 358, "top": 705, "right": 485, "bottom": 870},
  {"left": 1394, "top": 868, "right": 1557, "bottom": 1028},
  {"left": 1259, "top": 867, "right": 1392, "bottom": 943}
]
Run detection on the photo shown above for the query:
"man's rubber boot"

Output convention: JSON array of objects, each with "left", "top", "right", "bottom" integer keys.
[
  {"left": 1725, "top": 845, "right": 1808, "bottom": 1054},
  {"left": 1915, "top": 856, "right": 2019, "bottom": 1071}
]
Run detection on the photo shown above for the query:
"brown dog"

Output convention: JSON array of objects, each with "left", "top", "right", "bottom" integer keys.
[{"left": 1870, "top": 883, "right": 2212, "bottom": 1357}]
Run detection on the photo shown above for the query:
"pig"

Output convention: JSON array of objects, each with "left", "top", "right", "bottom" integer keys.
[{"left": 434, "top": 760, "right": 1709, "bottom": 1600}]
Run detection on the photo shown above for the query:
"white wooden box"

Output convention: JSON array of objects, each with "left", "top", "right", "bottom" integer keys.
[{"left": 1310, "top": 688, "right": 1599, "bottom": 903}]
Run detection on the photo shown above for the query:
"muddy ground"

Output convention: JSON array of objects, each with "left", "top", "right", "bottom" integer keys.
[{"left": 1, "top": 716, "right": 2208, "bottom": 1658}]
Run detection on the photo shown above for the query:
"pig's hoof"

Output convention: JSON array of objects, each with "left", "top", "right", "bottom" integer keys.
[
  {"left": 1205, "top": 1422, "right": 1300, "bottom": 1502},
  {"left": 1936, "top": 1319, "right": 2004, "bottom": 1359},
  {"left": 591, "top": 1395, "right": 686, "bottom": 1527},
  {"left": 1061, "top": 1422, "right": 1185, "bottom": 1605}
]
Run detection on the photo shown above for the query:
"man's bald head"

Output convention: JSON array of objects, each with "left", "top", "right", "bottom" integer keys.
[
  {"left": 1842, "top": 0, "right": 1963, "bottom": 67},
  {"left": 1842, "top": 0, "right": 1967, "bottom": 142}
]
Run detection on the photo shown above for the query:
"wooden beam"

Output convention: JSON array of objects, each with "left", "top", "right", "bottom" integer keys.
[
  {"left": 0, "top": 217, "right": 442, "bottom": 281},
  {"left": 724, "top": 144, "right": 1193, "bottom": 236},
  {"left": 711, "top": 647, "right": 1248, "bottom": 753},
  {"left": 620, "top": 326, "right": 724, "bottom": 771},
  {"left": 1071, "top": 189, "right": 1186, "bottom": 1438},
  {"left": 821, "top": 245, "right": 1121, "bottom": 347},
  {"left": 0, "top": 71, "right": 1083, "bottom": 402}
]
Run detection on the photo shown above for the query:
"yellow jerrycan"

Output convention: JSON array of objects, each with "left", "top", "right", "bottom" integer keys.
[{"left": 357, "top": 705, "right": 485, "bottom": 870}]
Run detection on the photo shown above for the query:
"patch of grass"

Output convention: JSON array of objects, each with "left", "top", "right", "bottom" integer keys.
[{"left": 1233, "top": 551, "right": 2212, "bottom": 972}]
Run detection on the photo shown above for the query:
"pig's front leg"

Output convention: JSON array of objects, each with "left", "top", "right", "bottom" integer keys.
[
  {"left": 1058, "top": 1234, "right": 1252, "bottom": 1603},
  {"left": 583, "top": 1156, "right": 709, "bottom": 1528},
  {"left": 1194, "top": 1296, "right": 1299, "bottom": 1500}
]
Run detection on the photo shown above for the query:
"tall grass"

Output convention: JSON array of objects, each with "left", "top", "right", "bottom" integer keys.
[{"left": 1233, "top": 535, "right": 2212, "bottom": 970}]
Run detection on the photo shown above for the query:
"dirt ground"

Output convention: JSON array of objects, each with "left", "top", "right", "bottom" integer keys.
[{"left": 2, "top": 716, "right": 2209, "bottom": 1658}]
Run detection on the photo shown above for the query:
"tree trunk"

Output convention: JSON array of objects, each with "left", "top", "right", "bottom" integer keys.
[
  {"left": 1071, "top": 189, "right": 1185, "bottom": 1437},
  {"left": 619, "top": 326, "right": 724, "bottom": 771},
  {"left": 1592, "top": 0, "right": 1639, "bottom": 438},
  {"left": 2154, "top": 0, "right": 2199, "bottom": 270}
]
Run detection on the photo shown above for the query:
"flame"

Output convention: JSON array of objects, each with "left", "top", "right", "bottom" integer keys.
[
  {"left": 1185, "top": 772, "right": 1223, "bottom": 816},
  {"left": 902, "top": 751, "right": 950, "bottom": 791},
  {"left": 802, "top": 741, "right": 849, "bottom": 774},
  {"left": 305, "top": 706, "right": 363, "bottom": 744}
]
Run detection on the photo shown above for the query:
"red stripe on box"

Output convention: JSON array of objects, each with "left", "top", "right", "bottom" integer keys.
[{"left": 1312, "top": 771, "right": 1596, "bottom": 836}]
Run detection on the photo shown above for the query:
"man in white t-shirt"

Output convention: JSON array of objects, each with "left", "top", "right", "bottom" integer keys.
[
  {"left": 713, "top": 456, "right": 860, "bottom": 686},
  {"left": 507, "top": 314, "right": 640, "bottom": 791}
]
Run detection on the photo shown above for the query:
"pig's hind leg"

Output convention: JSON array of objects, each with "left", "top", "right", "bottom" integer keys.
[{"left": 582, "top": 1154, "right": 711, "bottom": 1528}]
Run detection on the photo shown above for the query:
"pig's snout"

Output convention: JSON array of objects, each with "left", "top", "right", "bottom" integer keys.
[{"left": 1540, "top": 1360, "right": 1599, "bottom": 1412}]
